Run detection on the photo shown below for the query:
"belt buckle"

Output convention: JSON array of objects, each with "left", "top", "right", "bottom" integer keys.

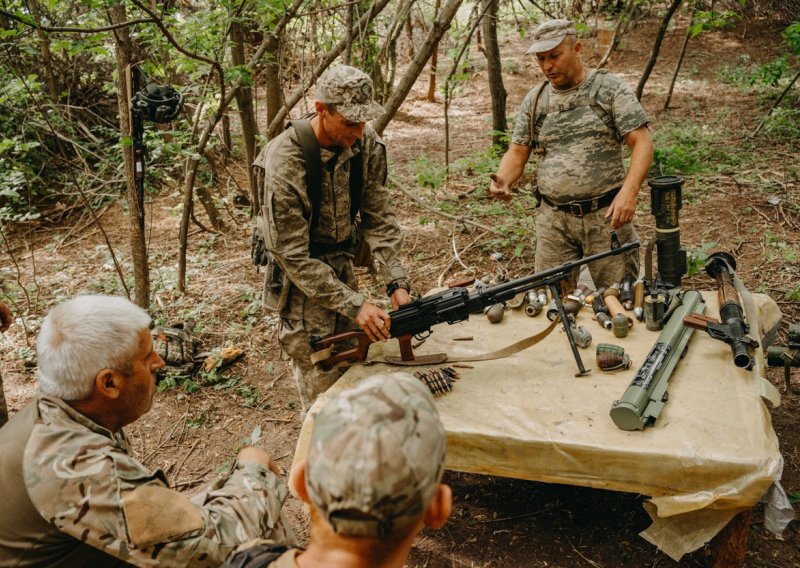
[{"left": 569, "top": 202, "right": 585, "bottom": 217}]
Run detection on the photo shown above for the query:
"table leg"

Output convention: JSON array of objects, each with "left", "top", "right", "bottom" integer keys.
[{"left": 703, "top": 508, "right": 752, "bottom": 568}]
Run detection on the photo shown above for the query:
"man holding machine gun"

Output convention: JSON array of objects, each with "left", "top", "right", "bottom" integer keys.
[
  {"left": 490, "top": 19, "right": 653, "bottom": 288},
  {"left": 254, "top": 66, "right": 410, "bottom": 411}
]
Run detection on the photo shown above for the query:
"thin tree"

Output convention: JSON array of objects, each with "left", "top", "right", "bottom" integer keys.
[
  {"left": 664, "top": 6, "right": 696, "bottom": 110},
  {"left": 426, "top": 0, "right": 443, "bottom": 102},
  {"left": 482, "top": 0, "right": 507, "bottom": 147},
  {"left": 109, "top": 4, "right": 149, "bottom": 308},
  {"left": 636, "top": 0, "right": 684, "bottom": 100}
]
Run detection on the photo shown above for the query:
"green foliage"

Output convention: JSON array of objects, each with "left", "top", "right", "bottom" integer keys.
[
  {"left": 782, "top": 21, "right": 800, "bottom": 55},
  {"left": 785, "top": 285, "right": 800, "bottom": 303},
  {"left": 650, "top": 119, "right": 753, "bottom": 176},
  {"left": 687, "top": 242, "right": 717, "bottom": 276},
  {"left": 688, "top": 10, "right": 741, "bottom": 39},
  {"left": 409, "top": 155, "right": 448, "bottom": 189}
]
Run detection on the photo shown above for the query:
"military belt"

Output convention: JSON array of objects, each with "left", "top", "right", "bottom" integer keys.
[
  {"left": 309, "top": 239, "right": 354, "bottom": 257},
  {"left": 542, "top": 187, "right": 620, "bottom": 217}
]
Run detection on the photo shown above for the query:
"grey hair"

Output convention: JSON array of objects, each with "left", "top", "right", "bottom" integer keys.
[{"left": 36, "top": 295, "right": 152, "bottom": 401}]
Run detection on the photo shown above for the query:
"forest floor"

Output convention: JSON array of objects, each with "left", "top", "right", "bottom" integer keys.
[{"left": 2, "top": 11, "right": 800, "bottom": 568}]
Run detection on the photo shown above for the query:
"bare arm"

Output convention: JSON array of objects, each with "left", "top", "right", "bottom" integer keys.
[
  {"left": 606, "top": 125, "right": 653, "bottom": 229},
  {"left": 489, "top": 143, "right": 533, "bottom": 202}
]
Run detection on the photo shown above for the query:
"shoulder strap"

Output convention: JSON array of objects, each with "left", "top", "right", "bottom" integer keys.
[
  {"left": 288, "top": 119, "right": 323, "bottom": 229},
  {"left": 529, "top": 80, "right": 550, "bottom": 149},
  {"left": 349, "top": 140, "right": 364, "bottom": 223},
  {"left": 588, "top": 70, "right": 622, "bottom": 143},
  {"left": 221, "top": 544, "right": 292, "bottom": 568}
]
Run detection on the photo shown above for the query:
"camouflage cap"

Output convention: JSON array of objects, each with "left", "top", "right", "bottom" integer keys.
[
  {"left": 316, "top": 65, "right": 385, "bottom": 123},
  {"left": 525, "top": 19, "right": 576, "bottom": 54},
  {"left": 306, "top": 372, "right": 446, "bottom": 538}
]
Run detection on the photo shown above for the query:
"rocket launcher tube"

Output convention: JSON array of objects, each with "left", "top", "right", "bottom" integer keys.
[{"left": 610, "top": 290, "right": 706, "bottom": 431}]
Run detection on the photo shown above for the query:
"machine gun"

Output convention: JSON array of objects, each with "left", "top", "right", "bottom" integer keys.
[
  {"left": 610, "top": 290, "right": 705, "bottom": 431},
  {"left": 311, "top": 237, "right": 640, "bottom": 376},
  {"left": 683, "top": 252, "right": 759, "bottom": 370}
]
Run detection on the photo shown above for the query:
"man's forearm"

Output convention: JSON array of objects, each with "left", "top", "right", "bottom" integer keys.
[
  {"left": 622, "top": 127, "right": 653, "bottom": 195},
  {"left": 493, "top": 143, "right": 532, "bottom": 188}
]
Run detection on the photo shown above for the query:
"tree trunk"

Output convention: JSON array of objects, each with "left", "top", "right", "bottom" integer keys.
[
  {"left": 426, "top": 0, "right": 443, "bottom": 102},
  {"left": 664, "top": 8, "right": 695, "bottom": 110},
  {"left": 636, "top": 0, "right": 683, "bottom": 101},
  {"left": 27, "top": 0, "right": 59, "bottom": 102},
  {"left": 230, "top": 20, "right": 260, "bottom": 213},
  {"left": 374, "top": 0, "right": 465, "bottom": 135},
  {"left": 109, "top": 5, "right": 148, "bottom": 308},
  {"left": 482, "top": 0, "right": 506, "bottom": 147},
  {"left": 345, "top": 1, "right": 354, "bottom": 65},
  {"left": 264, "top": 55, "right": 285, "bottom": 139}
]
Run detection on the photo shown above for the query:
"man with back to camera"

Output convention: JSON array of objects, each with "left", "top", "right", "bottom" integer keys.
[
  {"left": 0, "top": 294, "right": 295, "bottom": 566},
  {"left": 490, "top": 19, "right": 653, "bottom": 289},
  {"left": 253, "top": 65, "right": 411, "bottom": 412},
  {"left": 222, "top": 371, "right": 452, "bottom": 567}
]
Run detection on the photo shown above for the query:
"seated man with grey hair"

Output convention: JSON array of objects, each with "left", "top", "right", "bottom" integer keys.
[
  {"left": 0, "top": 294, "right": 295, "bottom": 566},
  {"left": 223, "top": 372, "right": 451, "bottom": 568}
]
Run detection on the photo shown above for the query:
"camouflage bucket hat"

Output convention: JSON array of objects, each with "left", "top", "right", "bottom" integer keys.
[
  {"left": 525, "top": 19, "right": 576, "bottom": 54},
  {"left": 306, "top": 372, "right": 446, "bottom": 538},
  {"left": 316, "top": 65, "right": 385, "bottom": 123}
]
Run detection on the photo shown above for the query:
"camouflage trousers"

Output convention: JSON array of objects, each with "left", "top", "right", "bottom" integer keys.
[
  {"left": 277, "top": 265, "right": 360, "bottom": 411},
  {"left": 534, "top": 203, "right": 639, "bottom": 290}
]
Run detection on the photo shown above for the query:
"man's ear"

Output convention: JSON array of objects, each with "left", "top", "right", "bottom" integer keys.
[
  {"left": 314, "top": 100, "right": 325, "bottom": 114},
  {"left": 423, "top": 484, "right": 453, "bottom": 530},
  {"left": 290, "top": 459, "right": 310, "bottom": 503},
  {"left": 94, "top": 369, "right": 123, "bottom": 400},
  {"left": 573, "top": 39, "right": 582, "bottom": 55}
]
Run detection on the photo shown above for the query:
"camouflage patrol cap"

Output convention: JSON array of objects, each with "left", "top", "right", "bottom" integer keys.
[
  {"left": 316, "top": 65, "right": 385, "bottom": 122},
  {"left": 306, "top": 372, "right": 446, "bottom": 538},
  {"left": 525, "top": 19, "right": 576, "bottom": 54}
]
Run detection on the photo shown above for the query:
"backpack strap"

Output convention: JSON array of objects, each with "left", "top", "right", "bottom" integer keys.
[
  {"left": 529, "top": 80, "right": 550, "bottom": 149},
  {"left": 587, "top": 69, "right": 622, "bottom": 143},
  {"left": 288, "top": 119, "right": 323, "bottom": 229},
  {"left": 221, "top": 543, "right": 293, "bottom": 568},
  {"left": 349, "top": 141, "right": 364, "bottom": 223}
]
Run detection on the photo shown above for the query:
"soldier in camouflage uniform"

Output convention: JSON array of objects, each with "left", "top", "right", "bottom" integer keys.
[
  {"left": 254, "top": 66, "right": 410, "bottom": 411},
  {"left": 0, "top": 295, "right": 295, "bottom": 567},
  {"left": 490, "top": 19, "right": 653, "bottom": 289},
  {"left": 223, "top": 372, "right": 452, "bottom": 567}
]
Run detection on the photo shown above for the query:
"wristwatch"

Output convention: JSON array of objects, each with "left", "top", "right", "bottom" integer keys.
[{"left": 386, "top": 279, "right": 410, "bottom": 298}]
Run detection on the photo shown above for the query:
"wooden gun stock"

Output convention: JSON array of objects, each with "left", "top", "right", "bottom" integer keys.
[
  {"left": 310, "top": 332, "right": 418, "bottom": 369},
  {"left": 683, "top": 312, "right": 719, "bottom": 330}
]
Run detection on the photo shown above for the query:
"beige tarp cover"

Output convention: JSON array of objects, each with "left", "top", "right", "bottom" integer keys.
[{"left": 293, "top": 291, "right": 783, "bottom": 560}]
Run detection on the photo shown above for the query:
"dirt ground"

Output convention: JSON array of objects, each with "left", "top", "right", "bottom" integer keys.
[{"left": 2, "top": 11, "right": 799, "bottom": 568}]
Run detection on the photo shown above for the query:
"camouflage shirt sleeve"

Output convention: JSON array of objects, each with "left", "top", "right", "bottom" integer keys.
[
  {"left": 605, "top": 73, "right": 649, "bottom": 137},
  {"left": 359, "top": 125, "right": 407, "bottom": 285},
  {"left": 263, "top": 130, "right": 364, "bottom": 319},
  {"left": 25, "top": 398, "right": 295, "bottom": 567},
  {"left": 511, "top": 87, "right": 538, "bottom": 147}
]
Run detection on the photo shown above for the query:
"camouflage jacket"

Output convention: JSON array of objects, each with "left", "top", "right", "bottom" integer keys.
[
  {"left": 254, "top": 119, "right": 406, "bottom": 320},
  {"left": 511, "top": 69, "right": 649, "bottom": 203},
  {"left": 0, "top": 397, "right": 295, "bottom": 567}
]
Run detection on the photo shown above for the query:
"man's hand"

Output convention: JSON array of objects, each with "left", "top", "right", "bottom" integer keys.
[
  {"left": 489, "top": 174, "right": 513, "bottom": 202},
  {"left": 605, "top": 187, "right": 638, "bottom": 229},
  {"left": 390, "top": 287, "right": 411, "bottom": 311},
  {"left": 0, "top": 302, "right": 11, "bottom": 333},
  {"left": 237, "top": 447, "right": 282, "bottom": 477},
  {"left": 355, "top": 302, "right": 391, "bottom": 342}
]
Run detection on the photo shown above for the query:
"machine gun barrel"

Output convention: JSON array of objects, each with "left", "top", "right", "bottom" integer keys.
[{"left": 610, "top": 290, "right": 706, "bottom": 431}]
